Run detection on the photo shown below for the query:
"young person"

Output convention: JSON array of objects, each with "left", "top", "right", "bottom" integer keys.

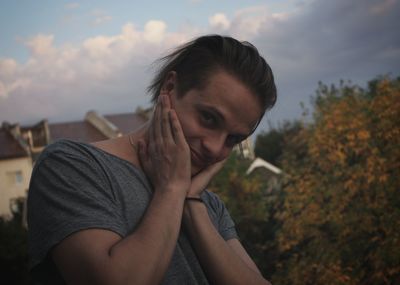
[{"left": 28, "top": 34, "right": 276, "bottom": 284}]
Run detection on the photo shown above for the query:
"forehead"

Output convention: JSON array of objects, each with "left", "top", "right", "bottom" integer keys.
[{"left": 188, "top": 70, "right": 264, "bottom": 134}]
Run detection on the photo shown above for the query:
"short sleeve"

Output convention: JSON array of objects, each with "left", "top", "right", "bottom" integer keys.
[
  {"left": 201, "top": 190, "right": 238, "bottom": 241},
  {"left": 28, "top": 146, "right": 126, "bottom": 268}
]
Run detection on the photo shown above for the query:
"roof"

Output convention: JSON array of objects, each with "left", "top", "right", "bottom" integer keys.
[
  {"left": 0, "top": 110, "right": 150, "bottom": 160},
  {"left": 49, "top": 112, "right": 147, "bottom": 142},
  {"left": 0, "top": 129, "right": 27, "bottom": 159},
  {"left": 105, "top": 112, "right": 148, "bottom": 134},
  {"left": 49, "top": 121, "right": 107, "bottom": 143},
  {"left": 246, "top": 157, "right": 282, "bottom": 175}
]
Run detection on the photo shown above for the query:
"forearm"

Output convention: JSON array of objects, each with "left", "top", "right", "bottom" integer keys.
[
  {"left": 106, "top": 189, "right": 186, "bottom": 284},
  {"left": 183, "top": 201, "right": 271, "bottom": 285}
]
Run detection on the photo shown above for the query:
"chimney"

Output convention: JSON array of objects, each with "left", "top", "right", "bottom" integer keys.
[
  {"left": 85, "top": 111, "right": 122, "bottom": 138},
  {"left": 2, "top": 121, "right": 31, "bottom": 155}
]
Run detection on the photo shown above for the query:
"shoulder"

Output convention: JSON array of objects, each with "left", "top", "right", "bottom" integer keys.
[
  {"left": 29, "top": 139, "right": 110, "bottom": 195},
  {"left": 33, "top": 139, "right": 107, "bottom": 174},
  {"left": 201, "top": 190, "right": 225, "bottom": 208},
  {"left": 200, "top": 190, "right": 238, "bottom": 240},
  {"left": 36, "top": 139, "right": 95, "bottom": 163},
  {"left": 200, "top": 190, "right": 228, "bottom": 217}
]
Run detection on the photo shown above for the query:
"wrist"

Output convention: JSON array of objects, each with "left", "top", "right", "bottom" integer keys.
[
  {"left": 182, "top": 196, "right": 208, "bottom": 228},
  {"left": 185, "top": 197, "right": 203, "bottom": 203},
  {"left": 153, "top": 186, "right": 187, "bottom": 201},
  {"left": 183, "top": 195, "right": 206, "bottom": 214},
  {"left": 157, "top": 182, "right": 190, "bottom": 195}
]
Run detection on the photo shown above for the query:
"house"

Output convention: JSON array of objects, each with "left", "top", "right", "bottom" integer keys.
[
  {"left": 0, "top": 106, "right": 257, "bottom": 220},
  {"left": 246, "top": 157, "right": 282, "bottom": 193},
  {"left": 0, "top": 123, "right": 32, "bottom": 219},
  {"left": 0, "top": 108, "right": 150, "bottom": 220}
]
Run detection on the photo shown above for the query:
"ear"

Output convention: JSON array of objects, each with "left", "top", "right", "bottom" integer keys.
[{"left": 161, "top": 71, "right": 177, "bottom": 97}]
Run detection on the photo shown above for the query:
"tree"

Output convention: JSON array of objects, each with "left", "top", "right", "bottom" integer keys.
[
  {"left": 209, "top": 153, "right": 282, "bottom": 278},
  {"left": 272, "top": 76, "right": 400, "bottom": 284},
  {"left": 255, "top": 128, "right": 284, "bottom": 166},
  {"left": 254, "top": 121, "right": 302, "bottom": 167},
  {"left": 0, "top": 206, "right": 30, "bottom": 285}
]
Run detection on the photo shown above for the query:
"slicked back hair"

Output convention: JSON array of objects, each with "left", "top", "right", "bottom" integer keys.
[{"left": 147, "top": 35, "right": 277, "bottom": 116}]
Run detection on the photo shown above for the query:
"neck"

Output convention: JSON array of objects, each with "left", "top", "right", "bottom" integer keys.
[{"left": 125, "top": 122, "right": 149, "bottom": 166}]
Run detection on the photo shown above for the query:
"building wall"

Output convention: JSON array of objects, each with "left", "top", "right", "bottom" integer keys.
[{"left": 0, "top": 157, "right": 32, "bottom": 218}]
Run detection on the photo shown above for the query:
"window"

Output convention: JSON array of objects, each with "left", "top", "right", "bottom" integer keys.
[
  {"left": 6, "top": 170, "right": 24, "bottom": 186},
  {"left": 15, "top": 171, "right": 23, "bottom": 184}
]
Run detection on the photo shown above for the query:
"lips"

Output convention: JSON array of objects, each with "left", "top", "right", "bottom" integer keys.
[{"left": 190, "top": 147, "right": 210, "bottom": 168}]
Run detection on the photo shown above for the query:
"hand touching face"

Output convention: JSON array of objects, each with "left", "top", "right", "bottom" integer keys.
[{"left": 138, "top": 95, "right": 191, "bottom": 195}]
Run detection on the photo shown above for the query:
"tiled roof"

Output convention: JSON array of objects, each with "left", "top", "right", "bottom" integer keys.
[
  {"left": 0, "top": 110, "right": 150, "bottom": 160},
  {"left": 49, "top": 121, "right": 107, "bottom": 143},
  {"left": 21, "top": 120, "right": 49, "bottom": 147},
  {"left": 105, "top": 112, "right": 148, "bottom": 134},
  {"left": 0, "top": 129, "right": 27, "bottom": 159}
]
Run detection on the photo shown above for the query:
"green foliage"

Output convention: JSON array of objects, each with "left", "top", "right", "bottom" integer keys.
[
  {"left": 0, "top": 215, "right": 30, "bottom": 285},
  {"left": 254, "top": 121, "right": 302, "bottom": 167},
  {"left": 209, "top": 152, "right": 283, "bottom": 278},
  {"left": 212, "top": 75, "right": 400, "bottom": 284},
  {"left": 273, "top": 76, "right": 400, "bottom": 284},
  {"left": 255, "top": 129, "right": 284, "bottom": 166},
  {"left": 2, "top": 75, "right": 398, "bottom": 284}
]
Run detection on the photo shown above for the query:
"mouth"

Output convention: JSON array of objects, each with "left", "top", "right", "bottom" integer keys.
[{"left": 190, "top": 147, "right": 210, "bottom": 168}]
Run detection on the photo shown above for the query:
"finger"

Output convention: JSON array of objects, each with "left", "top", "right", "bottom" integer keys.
[
  {"left": 151, "top": 96, "right": 163, "bottom": 147},
  {"left": 137, "top": 140, "right": 148, "bottom": 168},
  {"left": 209, "top": 158, "right": 227, "bottom": 175},
  {"left": 148, "top": 103, "right": 157, "bottom": 145},
  {"left": 169, "top": 109, "right": 187, "bottom": 146},
  {"left": 161, "top": 95, "right": 173, "bottom": 143}
]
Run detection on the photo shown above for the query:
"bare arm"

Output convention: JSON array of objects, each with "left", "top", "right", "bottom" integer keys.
[
  {"left": 183, "top": 200, "right": 271, "bottom": 285},
  {"left": 52, "top": 95, "right": 191, "bottom": 285},
  {"left": 52, "top": 189, "right": 185, "bottom": 285},
  {"left": 181, "top": 162, "right": 271, "bottom": 285}
]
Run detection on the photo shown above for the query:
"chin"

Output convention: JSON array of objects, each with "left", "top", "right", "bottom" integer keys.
[
  {"left": 191, "top": 166, "right": 201, "bottom": 177},
  {"left": 191, "top": 163, "right": 206, "bottom": 177}
]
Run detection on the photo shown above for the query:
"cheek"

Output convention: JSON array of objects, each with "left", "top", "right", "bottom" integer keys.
[{"left": 176, "top": 111, "right": 202, "bottom": 139}]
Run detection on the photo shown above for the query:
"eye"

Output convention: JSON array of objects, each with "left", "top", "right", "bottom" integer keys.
[{"left": 200, "top": 111, "right": 218, "bottom": 127}]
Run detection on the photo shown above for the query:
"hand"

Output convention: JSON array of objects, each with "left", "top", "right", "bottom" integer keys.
[
  {"left": 138, "top": 95, "right": 191, "bottom": 195},
  {"left": 187, "top": 159, "right": 227, "bottom": 198}
]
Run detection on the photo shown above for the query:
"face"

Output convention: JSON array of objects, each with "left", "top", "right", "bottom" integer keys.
[{"left": 165, "top": 70, "right": 264, "bottom": 175}]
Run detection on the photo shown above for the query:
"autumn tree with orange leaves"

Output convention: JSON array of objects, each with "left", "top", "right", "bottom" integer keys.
[{"left": 271, "top": 76, "right": 400, "bottom": 284}]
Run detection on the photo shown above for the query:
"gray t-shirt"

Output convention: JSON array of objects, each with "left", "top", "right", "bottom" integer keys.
[{"left": 28, "top": 139, "right": 238, "bottom": 284}]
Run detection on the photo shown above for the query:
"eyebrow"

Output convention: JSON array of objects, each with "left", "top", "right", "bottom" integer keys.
[{"left": 197, "top": 104, "right": 252, "bottom": 138}]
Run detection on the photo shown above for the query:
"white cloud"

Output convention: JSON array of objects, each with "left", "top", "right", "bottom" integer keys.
[
  {"left": 144, "top": 20, "right": 167, "bottom": 44},
  {"left": 209, "top": 13, "right": 230, "bottom": 31},
  {"left": 204, "top": 6, "right": 272, "bottom": 41},
  {"left": 25, "top": 34, "right": 56, "bottom": 57},
  {"left": 0, "top": 22, "right": 192, "bottom": 123},
  {"left": 0, "top": 78, "right": 31, "bottom": 99},
  {"left": 272, "top": 12, "right": 289, "bottom": 21},
  {"left": 0, "top": 0, "right": 398, "bottom": 129},
  {"left": 250, "top": 0, "right": 400, "bottom": 127},
  {"left": 0, "top": 59, "right": 18, "bottom": 78},
  {"left": 0, "top": 82, "right": 6, "bottom": 98}
]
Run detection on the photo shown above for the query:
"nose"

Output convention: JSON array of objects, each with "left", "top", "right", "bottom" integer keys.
[{"left": 201, "top": 132, "right": 229, "bottom": 161}]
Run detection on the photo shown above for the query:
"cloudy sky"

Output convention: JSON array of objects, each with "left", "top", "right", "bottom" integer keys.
[{"left": 0, "top": 0, "right": 399, "bottom": 135}]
